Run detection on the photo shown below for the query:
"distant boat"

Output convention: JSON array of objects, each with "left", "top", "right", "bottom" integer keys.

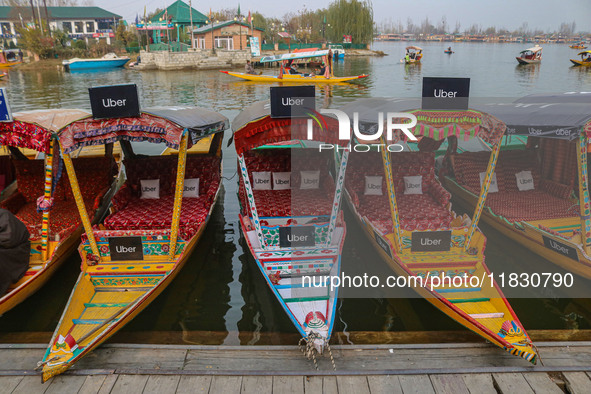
[
  {"left": 0, "top": 50, "right": 21, "bottom": 68},
  {"left": 329, "top": 44, "right": 345, "bottom": 59},
  {"left": 569, "top": 42, "right": 587, "bottom": 49},
  {"left": 62, "top": 53, "right": 129, "bottom": 71},
  {"left": 444, "top": 48, "right": 454, "bottom": 54},
  {"left": 402, "top": 46, "right": 423, "bottom": 64},
  {"left": 570, "top": 50, "right": 591, "bottom": 66},
  {"left": 516, "top": 45, "right": 542, "bottom": 65}
]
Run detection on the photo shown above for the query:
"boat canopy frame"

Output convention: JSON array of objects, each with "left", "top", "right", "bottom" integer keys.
[{"left": 57, "top": 107, "right": 229, "bottom": 263}]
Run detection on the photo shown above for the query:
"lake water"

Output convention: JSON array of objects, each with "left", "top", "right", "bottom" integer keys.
[{"left": 1, "top": 41, "right": 591, "bottom": 345}]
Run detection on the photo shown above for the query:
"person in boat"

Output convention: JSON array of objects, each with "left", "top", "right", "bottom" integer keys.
[
  {"left": 245, "top": 59, "right": 256, "bottom": 74},
  {"left": 288, "top": 63, "right": 301, "bottom": 74},
  {"left": 405, "top": 52, "right": 410, "bottom": 62},
  {"left": 447, "top": 47, "right": 452, "bottom": 52},
  {"left": 0, "top": 209, "right": 30, "bottom": 296},
  {"left": 312, "top": 62, "right": 326, "bottom": 76}
]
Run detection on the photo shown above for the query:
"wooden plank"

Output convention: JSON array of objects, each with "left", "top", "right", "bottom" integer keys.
[
  {"left": 272, "top": 376, "right": 303, "bottom": 394},
  {"left": 460, "top": 374, "right": 496, "bottom": 394},
  {"left": 142, "top": 375, "right": 180, "bottom": 394},
  {"left": 429, "top": 375, "right": 470, "bottom": 394},
  {"left": 0, "top": 349, "right": 45, "bottom": 370},
  {"left": 45, "top": 375, "right": 87, "bottom": 394},
  {"left": 11, "top": 376, "right": 50, "bottom": 394},
  {"left": 336, "top": 376, "right": 370, "bottom": 394},
  {"left": 210, "top": 376, "right": 242, "bottom": 394},
  {"left": 323, "top": 376, "right": 338, "bottom": 394},
  {"left": 398, "top": 375, "right": 435, "bottom": 394},
  {"left": 303, "top": 376, "right": 322, "bottom": 394},
  {"left": 75, "top": 348, "right": 187, "bottom": 371},
  {"left": 367, "top": 375, "right": 403, "bottom": 394},
  {"left": 0, "top": 376, "right": 24, "bottom": 394},
  {"left": 241, "top": 376, "right": 272, "bottom": 394},
  {"left": 110, "top": 374, "right": 149, "bottom": 394},
  {"left": 522, "top": 373, "right": 562, "bottom": 394},
  {"left": 97, "top": 375, "right": 119, "bottom": 394},
  {"left": 563, "top": 372, "right": 591, "bottom": 394},
  {"left": 492, "top": 373, "right": 535, "bottom": 394},
  {"left": 78, "top": 375, "right": 107, "bottom": 394},
  {"left": 175, "top": 376, "right": 212, "bottom": 394}
]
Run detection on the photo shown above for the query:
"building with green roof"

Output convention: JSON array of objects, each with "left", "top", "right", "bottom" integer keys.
[
  {"left": 147, "top": 0, "right": 207, "bottom": 44},
  {"left": 0, "top": 6, "right": 122, "bottom": 45}
]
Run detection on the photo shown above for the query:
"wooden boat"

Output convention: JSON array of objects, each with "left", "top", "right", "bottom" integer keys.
[
  {"left": 233, "top": 100, "right": 348, "bottom": 356},
  {"left": 39, "top": 107, "right": 229, "bottom": 381},
  {"left": 569, "top": 43, "right": 587, "bottom": 49},
  {"left": 329, "top": 44, "right": 345, "bottom": 59},
  {"left": 443, "top": 97, "right": 591, "bottom": 280},
  {"left": 402, "top": 46, "right": 423, "bottom": 63},
  {"left": 570, "top": 50, "right": 591, "bottom": 66},
  {"left": 444, "top": 50, "right": 454, "bottom": 54},
  {"left": 62, "top": 53, "right": 129, "bottom": 71},
  {"left": 221, "top": 50, "right": 367, "bottom": 84},
  {"left": 0, "top": 109, "right": 116, "bottom": 316},
  {"left": 516, "top": 45, "right": 542, "bottom": 64},
  {"left": 341, "top": 98, "right": 538, "bottom": 363},
  {"left": 0, "top": 50, "right": 21, "bottom": 68}
]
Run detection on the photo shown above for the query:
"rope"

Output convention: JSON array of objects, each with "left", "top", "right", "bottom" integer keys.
[
  {"left": 35, "top": 356, "right": 59, "bottom": 370},
  {"left": 298, "top": 332, "right": 336, "bottom": 371}
]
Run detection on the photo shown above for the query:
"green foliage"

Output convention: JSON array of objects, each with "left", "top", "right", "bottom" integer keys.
[
  {"left": 73, "top": 39, "right": 87, "bottom": 49},
  {"left": 326, "top": 0, "right": 374, "bottom": 44},
  {"left": 16, "top": 27, "right": 55, "bottom": 58}
]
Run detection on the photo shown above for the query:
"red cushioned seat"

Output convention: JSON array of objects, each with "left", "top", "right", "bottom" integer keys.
[
  {"left": 346, "top": 152, "right": 453, "bottom": 233},
  {"left": 104, "top": 155, "right": 220, "bottom": 241},
  {"left": 239, "top": 150, "right": 335, "bottom": 218},
  {"left": 451, "top": 150, "right": 575, "bottom": 222}
]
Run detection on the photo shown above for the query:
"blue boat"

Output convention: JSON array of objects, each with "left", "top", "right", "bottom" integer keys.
[{"left": 63, "top": 53, "right": 129, "bottom": 71}]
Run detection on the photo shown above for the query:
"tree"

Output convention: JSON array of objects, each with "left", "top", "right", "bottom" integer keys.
[{"left": 326, "top": 0, "right": 373, "bottom": 44}]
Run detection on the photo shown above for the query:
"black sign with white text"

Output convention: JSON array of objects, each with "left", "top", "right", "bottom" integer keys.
[
  {"left": 542, "top": 235, "right": 579, "bottom": 261},
  {"left": 270, "top": 86, "right": 315, "bottom": 118},
  {"left": 89, "top": 84, "right": 140, "bottom": 119},
  {"left": 422, "top": 77, "right": 470, "bottom": 110},
  {"left": 411, "top": 231, "right": 452, "bottom": 252},
  {"left": 108, "top": 236, "right": 144, "bottom": 261},
  {"left": 279, "top": 226, "right": 316, "bottom": 248},
  {"left": 373, "top": 229, "right": 393, "bottom": 258}
]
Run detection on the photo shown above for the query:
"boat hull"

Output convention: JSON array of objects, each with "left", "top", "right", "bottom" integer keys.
[
  {"left": 570, "top": 59, "right": 591, "bottom": 66},
  {"left": 344, "top": 190, "right": 537, "bottom": 364},
  {"left": 441, "top": 176, "right": 591, "bottom": 279},
  {"left": 516, "top": 57, "right": 541, "bottom": 65},
  {"left": 0, "top": 61, "right": 20, "bottom": 68},
  {"left": 220, "top": 71, "right": 367, "bottom": 83},
  {"left": 64, "top": 59, "right": 129, "bottom": 71}
]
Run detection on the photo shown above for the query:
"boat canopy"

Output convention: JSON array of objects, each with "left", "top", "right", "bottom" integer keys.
[
  {"left": 339, "top": 98, "right": 506, "bottom": 145},
  {"left": 232, "top": 100, "right": 345, "bottom": 154},
  {"left": 406, "top": 46, "right": 422, "bottom": 51},
  {"left": 515, "top": 92, "right": 591, "bottom": 104},
  {"left": 259, "top": 50, "right": 330, "bottom": 63},
  {"left": 474, "top": 101, "right": 591, "bottom": 140},
  {"left": 0, "top": 109, "right": 90, "bottom": 153},
  {"left": 579, "top": 50, "right": 591, "bottom": 55},
  {"left": 520, "top": 45, "right": 542, "bottom": 53},
  {"left": 58, "top": 106, "right": 229, "bottom": 154}
]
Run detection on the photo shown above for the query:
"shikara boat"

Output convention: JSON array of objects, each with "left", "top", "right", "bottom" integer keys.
[
  {"left": 402, "top": 46, "right": 423, "bottom": 64},
  {"left": 569, "top": 43, "right": 587, "bottom": 49},
  {"left": 341, "top": 98, "right": 538, "bottom": 363},
  {"left": 516, "top": 45, "right": 542, "bottom": 65},
  {"left": 233, "top": 100, "right": 348, "bottom": 356},
  {"left": 221, "top": 50, "right": 367, "bottom": 84},
  {"left": 62, "top": 53, "right": 130, "bottom": 71},
  {"left": 443, "top": 96, "right": 591, "bottom": 279},
  {"left": 40, "top": 107, "right": 229, "bottom": 381},
  {"left": 0, "top": 50, "right": 21, "bottom": 68},
  {"left": 570, "top": 50, "right": 591, "bottom": 66},
  {"left": 0, "top": 109, "right": 116, "bottom": 316}
]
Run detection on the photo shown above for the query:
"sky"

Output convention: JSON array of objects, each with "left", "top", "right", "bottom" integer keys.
[{"left": 97, "top": 0, "right": 590, "bottom": 33}]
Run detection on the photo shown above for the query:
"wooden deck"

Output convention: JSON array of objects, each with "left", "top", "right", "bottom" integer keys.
[{"left": 1, "top": 342, "right": 591, "bottom": 393}]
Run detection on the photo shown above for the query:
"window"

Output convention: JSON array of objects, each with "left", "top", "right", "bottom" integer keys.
[
  {"left": 0, "top": 23, "right": 11, "bottom": 35},
  {"left": 85, "top": 21, "right": 95, "bottom": 33},
  {"left": 214, "top": 36, "right": 233, "bottom": 49},
  {"left": 74, "top": 22, "right": 84, "bottom": 33},
  {"left": 62, "top": 22, "right": 72, "bottom": 33}
]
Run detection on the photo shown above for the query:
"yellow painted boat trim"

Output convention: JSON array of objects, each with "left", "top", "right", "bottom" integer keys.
[{"left": 220, "top": 71, "right": 368, "bottom": 84}]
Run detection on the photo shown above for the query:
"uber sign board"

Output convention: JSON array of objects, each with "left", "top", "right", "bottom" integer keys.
[
  {"left": 411, "top": 231, "right": 451, "bottom": 252},
  {"left": 270, "top": 86, "right": 315, "bottom": 118},
  {"left": 542, "top": 235, "right": 579, "bottom": 261},
  {"left": 89, "top": 84, "right": 140, "bottom": 119},
  {"left": 279, "top": 226, "right": 316, "bottom": 248},
  {"left": 108, "top": 236, "right": 144, "bottom": 261},
  {"left": 422, "top": 77, "right": 470, "bottom": 110}
]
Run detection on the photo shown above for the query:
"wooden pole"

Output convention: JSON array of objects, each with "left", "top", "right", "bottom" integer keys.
[
  {"left": 168, "top": 133, "right": 188, "bottom": 261},
  {"left": 238, "top": 153, "right": 266, "bottom": 249},
  {"left": 465, "top": 140, "right": 501, "bottom": 250},
  {"left": 41, "top": 139, "right": 54, "bottom": 261},
  {"left": 576, "top": 133, "right": 591, "bottom": 255},
  {"left": 325, "top": 149, "right": 348, "bottom": 246},
  {"left": 189, "top": 0, "right": 194, "bottom": 49},
  {"left": 61, "top": 148, "right": 100, "bottom": 260},
  {"left": 380, "top": 136, "right": 402, "bottom": 251}
]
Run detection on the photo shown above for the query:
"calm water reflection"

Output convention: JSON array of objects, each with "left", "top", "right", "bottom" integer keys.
[{"left": 1, "top": 41, "right": 591, "bottom": 344}]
